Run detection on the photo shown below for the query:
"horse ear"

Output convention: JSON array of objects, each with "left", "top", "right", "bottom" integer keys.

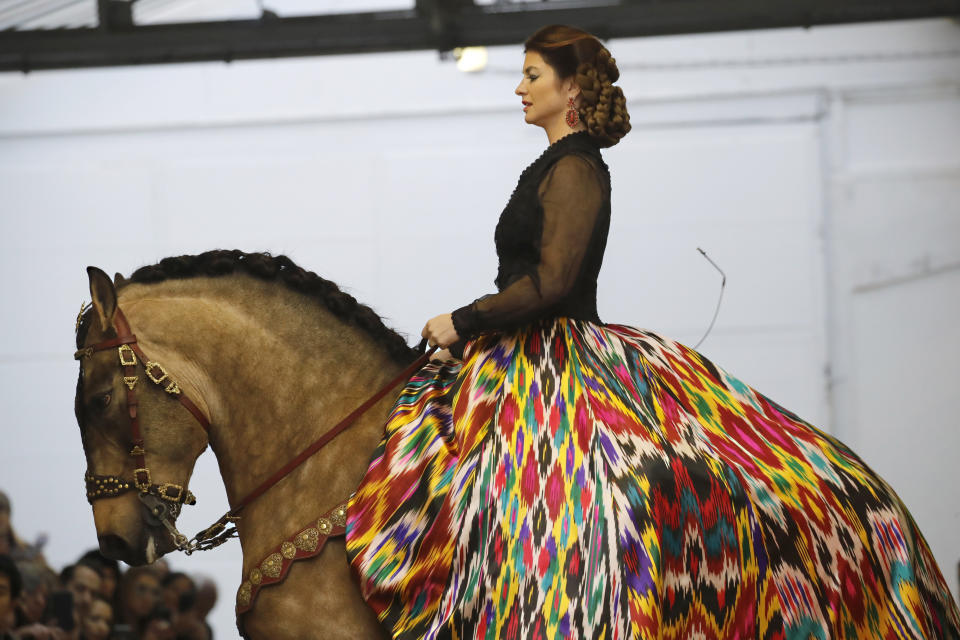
[
  {"left": 114, "top": 272, "right": 127, "bottom": 287},
  {"left": 87, "top": 266, "right": 117, "bottom": 333}
]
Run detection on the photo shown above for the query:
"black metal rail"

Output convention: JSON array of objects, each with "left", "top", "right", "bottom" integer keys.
[{"left": 0, "top": 0, "right": 957, "bottom": 72}]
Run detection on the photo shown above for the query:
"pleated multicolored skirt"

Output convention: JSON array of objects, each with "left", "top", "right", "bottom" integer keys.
[{"left": 345, "top": 317, "right": 960, "bottom": 640}]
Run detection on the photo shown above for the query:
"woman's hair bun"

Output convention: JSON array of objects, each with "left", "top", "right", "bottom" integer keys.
[
  {"left": 572, "top": 48, "right": 629, "bottom": 148},
  {"left": 524, "top": 24, "right": 631, "bottom": 147}
]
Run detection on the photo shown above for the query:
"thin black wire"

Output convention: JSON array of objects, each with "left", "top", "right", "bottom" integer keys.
[{"left": 692, "top": 247, "right": 725, "bottom": 350}]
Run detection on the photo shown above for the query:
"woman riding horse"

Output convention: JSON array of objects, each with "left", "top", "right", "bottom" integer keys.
[
  {"left": 74, "top": 23, "right": 960, "bottom": 640},
  {"left": 346, "top": 23, "right": 960, "bottom": 640}
]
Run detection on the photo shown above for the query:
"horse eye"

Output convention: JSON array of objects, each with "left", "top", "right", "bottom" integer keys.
[{"left": 96, "top": 392, "right": 112, "bottom": 410}]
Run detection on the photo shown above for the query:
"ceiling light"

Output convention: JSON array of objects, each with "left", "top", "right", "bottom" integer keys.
[{"left": 453, "top": 46, "right": 488, "bottom": 73}]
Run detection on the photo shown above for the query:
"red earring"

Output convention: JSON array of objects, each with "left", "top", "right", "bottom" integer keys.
[{"left": 565, "top": 97, "right": 580, "bottom": 128}]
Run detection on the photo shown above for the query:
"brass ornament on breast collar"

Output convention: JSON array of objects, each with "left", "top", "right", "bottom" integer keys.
[{"left": 235, "top": 501, "right": 349, "bottom": 615}]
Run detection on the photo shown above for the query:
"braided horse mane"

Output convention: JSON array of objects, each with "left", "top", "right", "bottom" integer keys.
[{"left": 76, "top": 249, "right": 418, "bottom": 365}]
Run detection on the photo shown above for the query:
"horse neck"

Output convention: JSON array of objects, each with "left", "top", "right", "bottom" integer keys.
[{"left": 119, "top": 276, "right": 405, "bottom": 560}]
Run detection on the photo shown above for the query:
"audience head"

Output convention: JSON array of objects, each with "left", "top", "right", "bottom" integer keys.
[
  {"left": 0, "top": 554, "right": 22, "bottom": 632},
  {"left": 60, "top": 559, "right": 102, "bottom": 621},
  {"left": 0, "top": 492, "right": 11, "bottom": 556},
  {"left": 151, "top": 558, "right": 171, "bottom": 580},
  {"left": 140, "top": 605, "right": 174, "bottom": 640},
  {"left": 15, "top": 560, "right": 57, "bottom": 625},
  {"left": 192, "top": 576, "right": 217, "bottom": 620},
  {"left": 161, "top": 571, "right": 195, "bottom": 615},
  {"left": 78, "top": 548, "right": 121, "bottom": 601},
  {"left": 81, "top": 592, "right": 114, "bottom": 640},
  {"left": 120, "top": 566, "right": 162, "bottom": 624}
]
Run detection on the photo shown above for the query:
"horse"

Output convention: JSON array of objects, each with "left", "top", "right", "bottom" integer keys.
[
  {"left": 74, "top": 250, "right": 960, "bottom": 640},
  {"left": 74, "top": 250, "right": 420, "bottom": 639}
]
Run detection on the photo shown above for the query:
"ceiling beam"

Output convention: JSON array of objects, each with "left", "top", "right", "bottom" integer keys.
[
  {"left": 1, "top": 0, "right": 957, "bottom": 72},
  {"left": 97, "top": 0, "right": 134, "bottom": 32}
]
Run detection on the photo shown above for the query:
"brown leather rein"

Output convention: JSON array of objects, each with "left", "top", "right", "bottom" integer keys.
[{"left": 75, "top": 305, "right": 437, "bottom": 555}]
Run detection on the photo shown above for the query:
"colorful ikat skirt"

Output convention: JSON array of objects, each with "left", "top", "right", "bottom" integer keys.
[{"left": 345, "top": 318, "right": 960, "bottom": 640}]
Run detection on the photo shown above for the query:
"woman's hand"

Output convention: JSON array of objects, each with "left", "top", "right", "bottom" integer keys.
[
  {"left": 421, "top": 313, "right": 460, "bottom": 349},
  {"left": 430, "top": 348, "right": 457, "bottom": 363}
]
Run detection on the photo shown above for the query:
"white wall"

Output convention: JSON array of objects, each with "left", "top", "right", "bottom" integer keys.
[
  {"left": 1, "top": 16, "right": 958, "bottom": 636},
  {"left": 825, "top": 86, "right": 960, "bottom": 601}
]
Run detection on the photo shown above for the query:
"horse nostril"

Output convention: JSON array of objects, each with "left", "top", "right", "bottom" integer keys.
[{"left": 98, "top": 534, "right": 130, "bottom": 561}]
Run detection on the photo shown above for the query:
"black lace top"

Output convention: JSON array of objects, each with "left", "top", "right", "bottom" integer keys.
[{"left": 450, "top": 130, "right": 611, "bottom": 346}]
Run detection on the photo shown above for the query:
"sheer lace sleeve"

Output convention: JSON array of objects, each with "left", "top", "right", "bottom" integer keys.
[{"left": 450, "top": 152, "right": 605, "bottom": 341}]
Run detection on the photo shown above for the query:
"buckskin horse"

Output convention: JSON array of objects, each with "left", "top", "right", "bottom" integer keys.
[
  {"left": 71, "top": 247, "right": 960, "bottom": 640},
  {"left": 74, "top": 250, "right": 435, "bottom": 639}
]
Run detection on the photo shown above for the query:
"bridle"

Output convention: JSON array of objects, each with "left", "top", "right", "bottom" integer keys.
[
  {"left": 75, "top": 302, "right": 436, "bottom": 555},
  {"left": 75, "top": 306, "right": 213, "bottom": 550}
]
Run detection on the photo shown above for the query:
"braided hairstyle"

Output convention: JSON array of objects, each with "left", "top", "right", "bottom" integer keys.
[{"left": 524, "top": 25, "right": 631, "bottom": 148}]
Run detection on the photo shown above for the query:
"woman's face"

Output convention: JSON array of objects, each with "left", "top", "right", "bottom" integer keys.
[
  {"left": 126, "top": 573, "right": 161, "bottom": 619},
  {"left": 19, "top": 584, "right": 48, "bottom": 624},
  {"left": 99, "top": 567, "right": 118, "bottom": 600},
  {"left": 82, "top": 599, "right": 113, "bottom": 640},
  {"left": 514, "top": 50, "right": 576, "bottom": 129}
]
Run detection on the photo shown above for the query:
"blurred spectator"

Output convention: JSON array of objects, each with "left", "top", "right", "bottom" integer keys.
[
  {"left": 139, "top": 607, "right": 173, "bottom": 640},
  {"left": 159, "top": 572, "right": 206, "bottom": 639},
  {"left": 0, "top": 493, "right": 49, "bottom": 571},
  {"left": 147, "top": 562, "right": 168, "bottom": 583},
  {"left": 1, "top": 494, "right": 220, "bottom": 639},
  {"left": 190, "top": 578, "right": 216, "bottom": 623},
  {"left": 0, "top": 494, "right": 21, "bottom": 558},
  {"left": 3, "top": 557, "right": 70, "bottom": 640},
  {"left": 14, "top": 562, "right": 58, "bottom": 627},
  {"left": 0, "top": 555, "right": 20, "bottom": 638},
  {"left": 79, "top": 593, "right": 111, "bottom": 640},
  {"left": 75, "top": 553, "right": 119, "bottom": 606},
  {"left": 159, "top": 573, "right": 193, "bottom": 618},
  {"left": 181, "top": 577, "right": 217, "bottom": 640},
  {"left": 117, "top": 568, "right": 160, "bottom": 631},
  {"left": 60, "top": 562, "right": 101, "bottom": 631}
]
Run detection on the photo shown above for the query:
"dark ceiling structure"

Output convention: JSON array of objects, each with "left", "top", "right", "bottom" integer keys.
[{"left": 0, "top": 0, "right": 958, "bottom": 72}]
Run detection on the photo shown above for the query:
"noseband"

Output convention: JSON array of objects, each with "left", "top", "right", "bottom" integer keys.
[{"left": 75, "top": 306, "right": 211, "bottom": 549}]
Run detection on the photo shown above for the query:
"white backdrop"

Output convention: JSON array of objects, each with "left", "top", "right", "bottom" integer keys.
[{"left": 1, "top": 16, "right": 958, "bottom": 637}]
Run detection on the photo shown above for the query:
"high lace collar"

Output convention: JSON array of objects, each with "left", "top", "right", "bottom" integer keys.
[
  {"left": 540, "top": 130, "right": 594, "bottom": 159},
  {"left": 514, "top": 130, "right": 597, "bottom": 187}
]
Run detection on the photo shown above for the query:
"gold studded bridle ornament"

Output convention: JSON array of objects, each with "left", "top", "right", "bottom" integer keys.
[
  {"left": 75, "top": 305, "right": 214, "bottom": 551},
  {"left": 75, "top": 301, "right": 438, "bottom": 566}
]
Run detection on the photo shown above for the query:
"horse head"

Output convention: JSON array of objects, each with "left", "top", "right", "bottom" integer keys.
[{"left": 75, "top": 267, "right": 209, "bottom": 566}]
